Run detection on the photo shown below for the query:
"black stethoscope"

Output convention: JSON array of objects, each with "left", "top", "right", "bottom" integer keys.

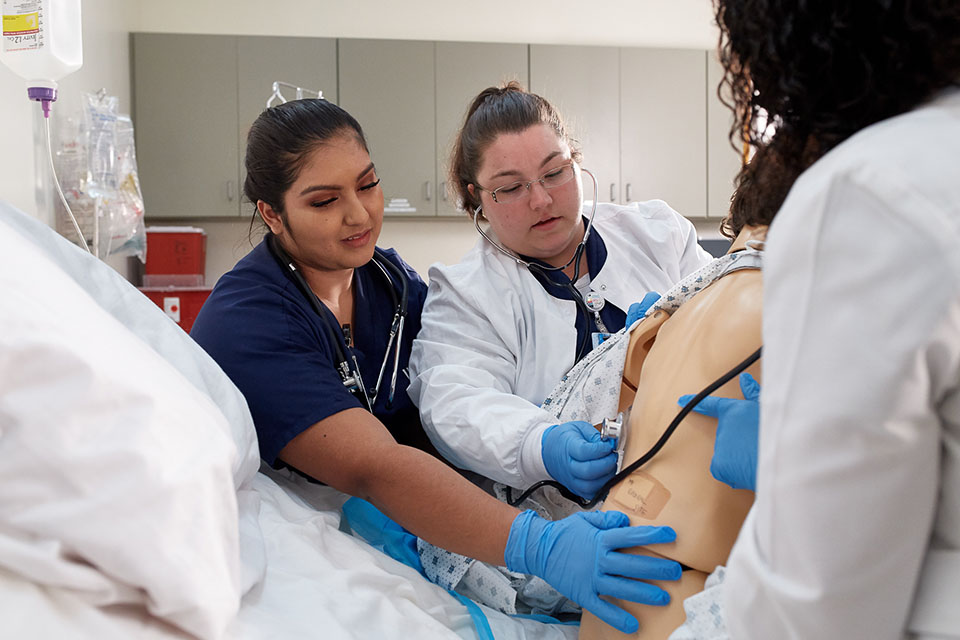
[
  {"left": 266, "top": 234, "right": 409, "bottom": 412},
  {"left": 507, "top": 346, "right": 763, "bottom": 508},
  {"left": 473, "top": 166, "right": 605, "bottom": 362},
  {"left": 530, "top": 258, "right": 609, "bottom": 363},
  {"left": 525, "top": 246, "right": 604, "bottom": 363}
]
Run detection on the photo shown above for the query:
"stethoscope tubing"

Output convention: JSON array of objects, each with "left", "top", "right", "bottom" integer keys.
[
  {"left": 507, "top": 346, "right": 763, "bottom": 508},
  {"left": 266, "top": 234, "right": 409, "bottom": 412},
  {"left": 472, "top": 166, "right": 601, "bottom": 361},
  {"left": 369, "top": 256, "right": 409, "bottom": 407}
]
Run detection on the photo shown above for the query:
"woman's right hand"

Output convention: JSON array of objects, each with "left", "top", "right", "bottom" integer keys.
[
  {"left": 504, "top": 509, "right": 681, "bottom": 634},
  {"left": 541, "top": 421, "right": 618, "bottom": 499}
]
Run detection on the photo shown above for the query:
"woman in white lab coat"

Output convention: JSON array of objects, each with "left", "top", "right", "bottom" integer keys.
[
  {"left": 685, "top": 1, "right": 960, "bottom": 638},
  {"left": 408, "top": 83, "right": 713, "bottom": 497}
]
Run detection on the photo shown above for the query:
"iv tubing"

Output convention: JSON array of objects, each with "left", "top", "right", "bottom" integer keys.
[{"left": 43, "top": 106, "right": 91, "bottom": 254}]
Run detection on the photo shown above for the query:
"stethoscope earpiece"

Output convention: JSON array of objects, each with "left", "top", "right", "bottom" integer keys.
[{"left": 471, "top": 166, "right": 600, "bottom": 273}]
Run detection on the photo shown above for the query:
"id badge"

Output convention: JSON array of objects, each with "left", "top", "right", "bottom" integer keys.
[{"left": 591, "top": 331, "right": 612, "bottom": 349}]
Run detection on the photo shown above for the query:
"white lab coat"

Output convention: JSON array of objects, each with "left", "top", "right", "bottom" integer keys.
[
  {"left": 724, "top": 89, "right": 960, "bottom": 639},
  {"left": 408, "top": 201, "right": 712, "bottom": 488}
]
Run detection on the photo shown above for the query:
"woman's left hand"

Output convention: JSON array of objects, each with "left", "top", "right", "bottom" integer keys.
[
  {"left": 625, "top": 291, "right": 661, "bottom": 327},
  {"left": 679, "top": 372, "right": 760, "bottom": 491},
  {"left": 504, "top": 509, "right": 681, "bottom": 634}
]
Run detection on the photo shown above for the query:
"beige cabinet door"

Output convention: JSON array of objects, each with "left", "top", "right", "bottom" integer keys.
[
  {"left": 338, "top": 39, "right": 436, "bottom": 217},
  {"left": 237, "top": 36, "right": 338, "bottom": 216},
  {"left": 706, "top": 50, "right": 743, "bottom": 219},
  {"left": 620, "top": 48, "right": 707, "bottom": 217},
  {"left": 133, "top": 33, "right": 240, "bottom": 217},
  {"left": 530, "top": 45, "right": 621, "bottom": 204},
  {"left": 434, "top": 42, "right": 529, "bottom": 217}
]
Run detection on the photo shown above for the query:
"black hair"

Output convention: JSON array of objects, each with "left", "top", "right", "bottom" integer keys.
[
  {"left": 715, "top": 0, "right": 960, "bottom": 238},
  {"left": 244, "top": 99, "right": 368, "bottom": 236},
  {"left": 450, "top": 81, "right": 581, "bottom": 214}
]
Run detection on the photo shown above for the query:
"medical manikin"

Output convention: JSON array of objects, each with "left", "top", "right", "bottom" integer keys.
[{"left": 535, "top": 224, "right": 765, "bottom": 639}]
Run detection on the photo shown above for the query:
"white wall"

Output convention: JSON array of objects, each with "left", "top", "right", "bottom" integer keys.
[
  {"left": 0, "top": 1, "right": 138, "bottom": 215},
  {"left": 138, "top": 0, "right": 719, "bottom": 49},
  {"left": 199, "top": 215, "right": 481, "bottom": 287},
  {"left": 0, "top": 0, "right": 139, "bottom": 274}
]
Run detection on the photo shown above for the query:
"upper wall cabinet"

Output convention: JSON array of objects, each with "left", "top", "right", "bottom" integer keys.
[
  {"left": 132, "top": 34, "right": 736, "bottom": 220},
  {"left": 530, "top": 45, "right": 734, "bottom": 218},
  {"left": 621, "top": 47, "right": 707, "bottom": 217},
  {"left": 435, "top": 42, "right": 528, "bottom": 216},
  {"left": 339, "top": 39, "right": 527, "bottom": 217},
  {"left": 131, "top": 33, "right": 337, "bottom": 218},
  {"left": 237, "top": 36, "right": 338, "bottom": 216},
  {"left": 530, "top": 45, "right": 621, "bottom": 205},
  {"left": 339, "top": 39, "right": 436, "bottom": 217},
  {"left": 133, "top": 34, "right": 240, "bottom": 217}
]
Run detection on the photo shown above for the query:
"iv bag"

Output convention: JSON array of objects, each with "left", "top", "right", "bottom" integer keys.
[{"left": 0, "top": 0, "right": 83, "bottom": 90}]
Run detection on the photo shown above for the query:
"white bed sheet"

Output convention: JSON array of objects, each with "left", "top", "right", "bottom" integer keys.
[
  {"left": 1, "top": 468, "right": 576, "bottom": 640},
  {"left": 0, "top": 202, "right": 577, "bottom": 640},
  {"left": 232, "top": 468, "right": 577, "bottom": 640}
]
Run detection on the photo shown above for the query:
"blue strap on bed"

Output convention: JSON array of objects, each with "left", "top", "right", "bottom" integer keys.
[
  {"left": 448, "top": 590, "right": 496, "bottom": 640},
  {"left": 342, "top": 498, "right": 496, "bottom": 640}
]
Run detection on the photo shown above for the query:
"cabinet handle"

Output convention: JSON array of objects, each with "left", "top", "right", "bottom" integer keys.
[
  {"left": 226, "top": 180, "right": 235, "bottom": 202},
  {"left": 625, "top": 183, "right": 632, "bottom": 202},
  {"left": 424, "top": 181, "right": 433, "bottom": 202},
  {"left": 441, "top": 181, "right": 448, "bottom": 202},
  {"left": 609, "top": 183, "right": 616, "bottom": 202}
]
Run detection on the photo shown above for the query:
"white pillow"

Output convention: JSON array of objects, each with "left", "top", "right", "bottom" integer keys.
[
  {"left": 0, "top": 207, "right": 246, "bottom": 639},
  {"left": 0, "top": 204, "right": 261, "bottom": 483}
]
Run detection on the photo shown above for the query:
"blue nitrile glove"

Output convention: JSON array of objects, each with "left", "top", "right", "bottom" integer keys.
[
  {"left": 505, "top": 509, "right": 681, "bottom": 634},
  {"left": 542, "top": 421, "right": 618, "bottom": 499},
  {"left": 341, "top": 498, "right": 424, "bottom": 575},
  {"left": 625, "top": 291, "right": 662, "bottom": 328},
  {"left": 678, "top": 372, "right": 760, "bottom": 491}
]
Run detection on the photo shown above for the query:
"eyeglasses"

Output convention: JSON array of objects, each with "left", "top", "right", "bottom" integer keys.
[{"left": 476, "top": 162, "right": 577, "bottom": 204}]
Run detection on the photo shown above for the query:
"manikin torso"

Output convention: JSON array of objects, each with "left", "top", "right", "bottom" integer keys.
[{"left": 580, "top": 225, "right": 766, "bottom": 640}]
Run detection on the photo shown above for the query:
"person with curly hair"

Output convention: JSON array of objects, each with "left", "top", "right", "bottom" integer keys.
[{"left": 681, "top": 1, "right": 960, "bottom": 638}]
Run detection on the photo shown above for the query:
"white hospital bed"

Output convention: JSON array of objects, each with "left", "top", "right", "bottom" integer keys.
[{"left": 0, "top": 201, "right": 576, "bottom": 640}]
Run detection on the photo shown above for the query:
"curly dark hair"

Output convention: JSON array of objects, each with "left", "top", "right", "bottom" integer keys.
[{"left": 716, "top": 0, "right": 960, "bottom": 238}]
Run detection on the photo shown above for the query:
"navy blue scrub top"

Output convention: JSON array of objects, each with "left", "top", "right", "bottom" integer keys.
[{"left": 191, "top": 237, "right": 430, "bottom": 468}]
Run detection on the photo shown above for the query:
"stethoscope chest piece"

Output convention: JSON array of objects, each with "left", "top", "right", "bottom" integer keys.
[{"left": 584, "top": 291, "right": 606, "bottom": 312}]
